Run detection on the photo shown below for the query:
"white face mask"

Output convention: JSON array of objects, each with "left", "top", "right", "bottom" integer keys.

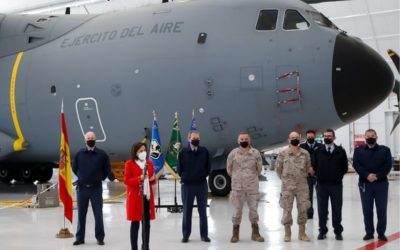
[{"left": 137, "top": 151, "right": 147, "bottom": 161}]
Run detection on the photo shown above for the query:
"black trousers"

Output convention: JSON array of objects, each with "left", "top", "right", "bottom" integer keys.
[
  {"left": 130, "top": 199, "right": 150, "bottom": 250},
  {"left": 359, "top": 181, "right": 388, "bottom": 236},
  {"left": 76, "top": 185, "right": 104, "bottom": 242},
  {"left": 316, "top": 183, "right": 343, "bottom": 235},
  {"left": 181, "top": 181, "right": 208, "bottom": 239},
  {"left": 307, "top": 176, "right": 316, "bottom": 218}
]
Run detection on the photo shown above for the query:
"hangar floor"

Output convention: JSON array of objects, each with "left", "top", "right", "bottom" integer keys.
[{"left": 0, "top": 171, "right": 399, "bottom": 250}]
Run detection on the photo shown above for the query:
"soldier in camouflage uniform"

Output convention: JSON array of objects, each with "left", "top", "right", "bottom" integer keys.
[
  {"left": 227, "top": 132, "right": 264, "bottom": 243},
  {"left": 276, "top": 131, "right": 312, "bottom": 242}
]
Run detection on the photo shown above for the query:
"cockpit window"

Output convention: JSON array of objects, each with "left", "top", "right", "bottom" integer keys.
[
  {"left": 283, "top": 9, "right": 310, "bottom": 30},
  {"left": 306, "top": 10, "right": 339, "bottom": 30},
  {"left": 256, "top": 10, "right": 278, "bottom": 30}
]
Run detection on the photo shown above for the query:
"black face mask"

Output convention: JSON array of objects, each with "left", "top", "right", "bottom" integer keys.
[
  {"left": 239, "top": 141, "right": 249, "bottom": 148},
  {"left": 366, "top": 137, "right": 376, "bottom": 145},
  {"left": 290, "top": 139, "right": 300, "bottom": 146},
  {"left": 191, "top": 139, "right": 200, "bottom": 147},
  {"left": 324, "top": 138, "right": 333, "bottom": 144},
  {"left": 307, "top": 138, "right": 315, "bottom": 144},
  {"left": 86, "top": 140, "right": 96, "bottom": 148}
]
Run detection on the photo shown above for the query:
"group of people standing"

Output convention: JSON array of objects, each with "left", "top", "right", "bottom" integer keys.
[
  {"left": 276, "top": 128, "right": 392, "bottom": 242},
  {"left": 70, "top": 127, "right": 392, "bottom": 249}
]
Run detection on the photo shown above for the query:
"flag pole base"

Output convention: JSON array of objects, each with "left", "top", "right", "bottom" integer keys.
[{"left": 56, "top": 228, "right": 74, "bottom": 238}]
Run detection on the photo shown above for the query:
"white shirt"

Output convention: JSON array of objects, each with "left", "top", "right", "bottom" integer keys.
[{"left": 325, "top": 144, "right": 335, "bottom": 153}]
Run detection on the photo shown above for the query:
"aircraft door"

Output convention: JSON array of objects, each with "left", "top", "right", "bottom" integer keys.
[{"left": 75, "top": 97, "right": 106, "bottom": 142}]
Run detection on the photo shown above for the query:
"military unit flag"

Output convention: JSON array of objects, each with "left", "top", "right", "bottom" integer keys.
[
  {"left": 164, "top": 112, "right": 183, "bottom": 179},
  {"left": 189, "top": 109, "right": 197, "bottom": 133},
  {"left": 150, "top": 111, "right": 164, "bottom": 176}
]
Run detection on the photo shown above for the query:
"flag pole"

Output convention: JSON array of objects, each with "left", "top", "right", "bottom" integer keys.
[
  {"left": 56, "top": 98, "right": 74, "bottom": 238},
  {"left": 141, "top": 161, "right": 149, "bottom": 250},
  {"left": 157, "top": 177, "right": 161, "bottom": 212},
  {"left": 151, "top": 110, "right": 163, "bottom": 212},
  {"left": 174, "top": 112, "right": 178, "bottom": 209}
]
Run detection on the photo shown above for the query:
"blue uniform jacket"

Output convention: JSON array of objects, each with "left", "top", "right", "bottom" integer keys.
[
  {"left": 72, "top": 147, "right": 111, "bottom": 186},
  {"left": 177, "top": 146, "right": 211, "bottom": 184},
  {"left": 353, "top": 144, "right": 392, "bottom": 183}
]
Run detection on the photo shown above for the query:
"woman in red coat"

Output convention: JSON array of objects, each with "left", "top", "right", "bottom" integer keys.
[{"left": 124, "top": 142, "right": 156, "bottom": 250}]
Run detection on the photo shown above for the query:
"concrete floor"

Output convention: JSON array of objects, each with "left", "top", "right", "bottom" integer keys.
[{"left": 0, "top": 171, "right": 399, "bottom": 250}]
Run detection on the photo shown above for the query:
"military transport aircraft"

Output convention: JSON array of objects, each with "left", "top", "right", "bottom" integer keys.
[{"left": 0, "top": 0, "right": 396, "bottom": 196}]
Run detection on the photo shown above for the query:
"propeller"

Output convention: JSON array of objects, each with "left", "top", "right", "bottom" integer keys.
[{"left": 387, "top": 49, "right": 400, "bottom": 134}]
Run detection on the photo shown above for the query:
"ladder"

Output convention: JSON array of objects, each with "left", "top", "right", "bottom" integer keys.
[{"left": 276, "top": 71, "right": 302, "bottom": 111}]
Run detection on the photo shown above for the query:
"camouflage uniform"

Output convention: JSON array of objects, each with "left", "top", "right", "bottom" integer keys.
[
  {"left": 276, "top": 148, "right": 311, "bottom": 226},
  {"left": 227, "top": 147, "right": 263, "bottom": 225}
]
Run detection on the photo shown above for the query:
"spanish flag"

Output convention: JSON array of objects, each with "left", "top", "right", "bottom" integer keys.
[{"left": 58, "top": 101, "right": 73, "bottom": 223}]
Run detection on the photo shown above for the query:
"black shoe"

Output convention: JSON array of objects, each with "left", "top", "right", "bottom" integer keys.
[
  {"left": 73, "top": 240, "right": 85, "bottom": 245},
  {"left": 363, "top": 234, "right": 374, "bottom": 240},
  {"left": 97, "top": 240, "right": 105, "bottom": 245},
  {"left": 378, "top": 235, "right": 388, "bottom": 241},
  {"left": 317, "top": 234, "right": 326, "bottom": 240},
  {"left": 201, "top": 237, "right": 211, "bottom": 242},
  {"left": 335, "top": 234, "right": 343, "bottom": 240},
  {"left": 181, "top": 238, "right": 189, "bottom": 243}
]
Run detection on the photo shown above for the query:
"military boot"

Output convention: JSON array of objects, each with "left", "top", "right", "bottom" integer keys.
[
  {"left": 251, "top": 223, "right": 265, "bottom": 242},
  {"left": 298, "top": 225, "right": 310, "bottom": 241},
  {"left": 284, "top": 225, "right": 291, "bottom": 242},
  {"left": 230, "top": 225, "right": 240, "bottom": 243}
]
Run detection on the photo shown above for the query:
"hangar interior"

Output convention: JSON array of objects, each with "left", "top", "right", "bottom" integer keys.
[
  {"left": 2, "top": 0, "right": 398, "bottom": 156},
  {"left": 0, "top": 0, "right": 399, "bottom": 250}
]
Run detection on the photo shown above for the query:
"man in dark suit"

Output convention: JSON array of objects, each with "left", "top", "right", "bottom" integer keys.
[
  {"left": 72, "top": 131, "right": 111, "bottom": 246},
  {"left": 300, "top": 130, "right": 322, "bottom": 219},
  {"left": 312, "top": 129, "right": 348, "bottom": 241},
  {"left": 177, "top": 131, "right": 211, "bottom": 243},
  {"left": 353, "top": 129, "right": 392, "bottom": 241}
]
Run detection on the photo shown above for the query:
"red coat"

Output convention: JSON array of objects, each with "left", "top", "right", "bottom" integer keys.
[{"left": 124, "top": 159, "right": 156, "bottom": 221}]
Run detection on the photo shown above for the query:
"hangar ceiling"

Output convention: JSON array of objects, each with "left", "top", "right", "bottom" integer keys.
[{"left": 0, "top": 0, "right": 399, "bottom": 76}]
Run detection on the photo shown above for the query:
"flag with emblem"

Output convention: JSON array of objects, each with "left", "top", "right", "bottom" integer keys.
[
  {"left": 187, "top": 109, "right": 197, "bottom": 146},
  {"left": 58, "top": 100, "right": 73, "bottom": 223},
  {"left": 150, "top": 111, "right": 164, "bottom": 176},
  {"left": 189, "top": 109, "right": 197, "bottom": 133},
  {"left": 164, "top": 112, "right": 183, "bottom": 179}
]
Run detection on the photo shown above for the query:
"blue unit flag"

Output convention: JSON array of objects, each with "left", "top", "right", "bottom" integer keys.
[{"left": 150, "top": 111, "right": 164, "bottom": 176}]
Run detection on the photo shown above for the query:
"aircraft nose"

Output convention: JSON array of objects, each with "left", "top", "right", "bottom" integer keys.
[{"left": 332, "top": 33, "right": 394, "bottom": 123}]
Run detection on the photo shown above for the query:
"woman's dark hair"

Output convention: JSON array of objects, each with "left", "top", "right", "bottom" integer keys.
[{"left": 131, "top": 142, "right": 147, "bottom": 161}]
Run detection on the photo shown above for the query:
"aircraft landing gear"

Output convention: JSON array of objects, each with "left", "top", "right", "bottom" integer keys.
[
  {"left": 36, "top": 166, "right": 53, "bottom": 183},
  {"left": 18, "top": 168, "right": 35, "bottom": 183},
  {"left": 0, "top": 167, "right": 15, "bottom": 183},
  {"left": 209, "top": 170, "right": 231, "bottom": 197},
  {"left": 0, "top": 164, "right": 54, "bottom": 183}
]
